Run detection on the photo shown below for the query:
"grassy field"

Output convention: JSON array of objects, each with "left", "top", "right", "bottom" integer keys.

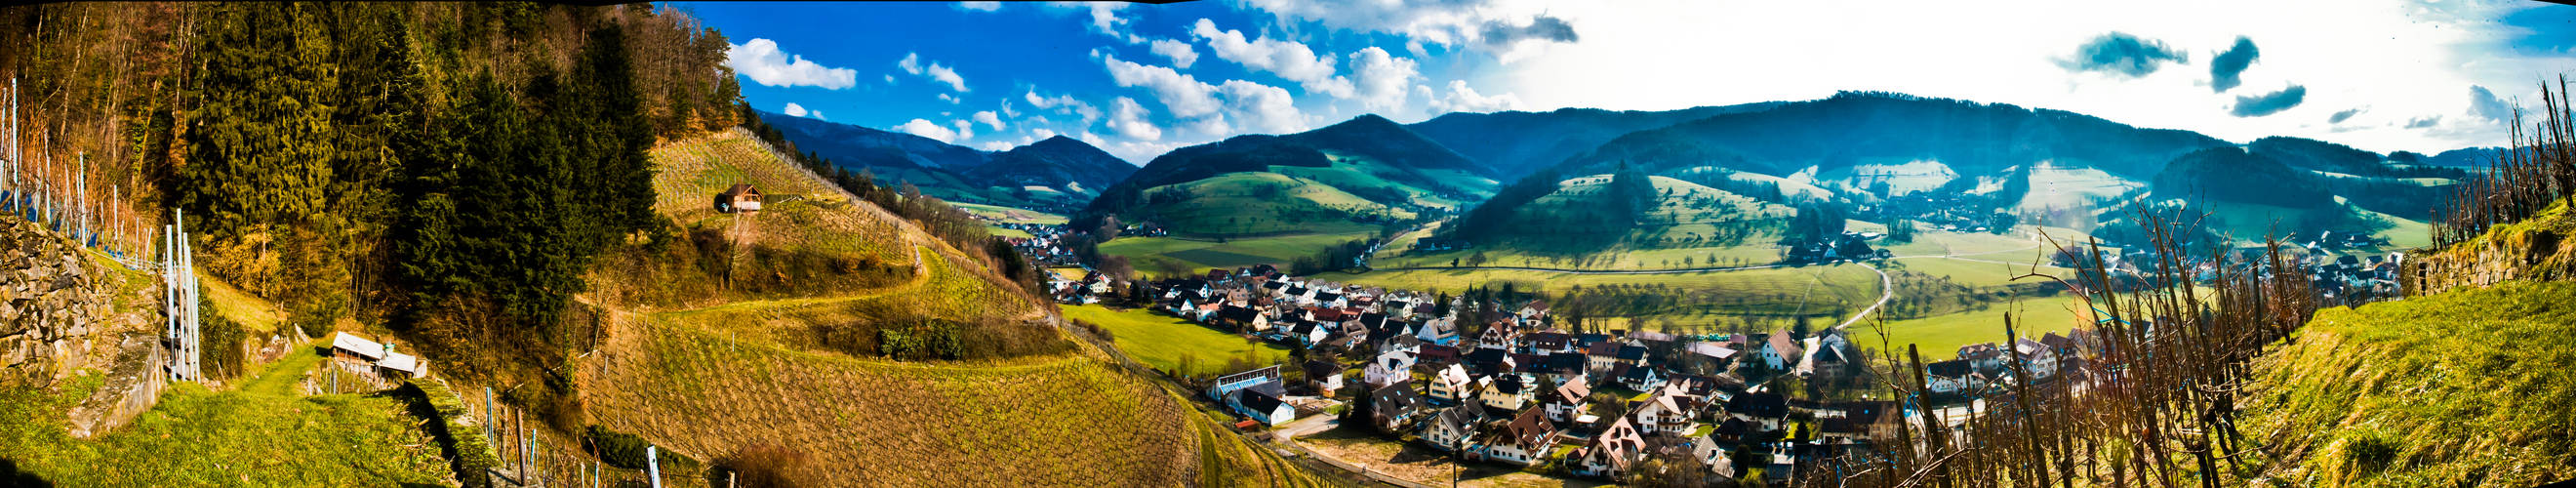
[
  {"left": 1130, "top": 172, "right": 1405, "bottom": 236},
  {"left": 1846, "top": 295, "right": 2089, "bottom": 361},
  {"left": 2242, "top": 280, "right": 2576, "bottom": 487},
  {"left": 1101, "top": 231, "right": 1376, "bottom": 277},
  {"left": 0, "top": 345, "right": 453, "bottom": 485},
  {"left": 1063, "top": 305, "right": 1292, "bottom": 378}
]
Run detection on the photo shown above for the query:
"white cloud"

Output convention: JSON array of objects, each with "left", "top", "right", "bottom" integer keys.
[
  {"left": 1219, "top": 80, "right": 1310, "bottom": 134},
  {"left": 897, "top": 118, "right": 958, "bottom": 142},
  {"left": 1427, "top": 80, "right": 1524, "bottom": 113},
  {"left": 1105, "top": 56, "right": 1225, "bottom": 117},
  {"left": 1348, "top": 47, "right": 1420, "bottom": 111},
  {"left": 1025, "top": 89, "right": 1105, "bottom": 126},
  {"left": 1033, "top": 128, "right": 1060, "bottom": 141},
  {"left": 1074, "top": 3, "right": 1146, "bottom": 44},
  {"left": 1234, "top": 0, "right": 1578, "bottom": 55},
  {"left": 898, "top": 52, "right": 970, "bottom": 92},
  {"left": 980, "top": 141, "right": 1016, "bottom": 150},
  {"left": 1150, "top": 38, "right": 1201, "bottom": 69},
  {"left": 783, "top": 102, "right": 810, "bottom": 117},
  {"left": 1109, "top": 97, "right": 1164, "bottom": 141},
  {"left": 951, "top": 120, "right": 977, "bottom": 141},
  {"left": 938, "top": 93, "right": 960, "bottom": 103},
  {"left": 974, "top": 110, "right": 1005, "bottom": 131},
  {"left": 958, "top": 1, "right": 1001, "bottom": 12},
  {"left": 1192, "top": 19, "right": 1354, "bottom": 98},
  {"left": 726, "top": 39, "right": 859, "bottom": 89}
]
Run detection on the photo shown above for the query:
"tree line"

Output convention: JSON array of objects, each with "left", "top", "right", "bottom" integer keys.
[{"left": 5, "top": 3, "right": 742, "bottom": 385}]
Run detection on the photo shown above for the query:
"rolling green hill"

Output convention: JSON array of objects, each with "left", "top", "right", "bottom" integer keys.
[{"left": 1085, "top": 114, "right": 1501, "bottom": 238}]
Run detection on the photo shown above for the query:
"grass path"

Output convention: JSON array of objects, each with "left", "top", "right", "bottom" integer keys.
[{"left": 0, "top": 339, "right": 453, "bottom": 485}]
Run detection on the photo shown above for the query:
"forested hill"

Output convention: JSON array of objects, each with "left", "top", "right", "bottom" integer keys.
[
  {"left": 0, "top": 3, "right": 740, "bottom": 381},
  {"left": 1404, "top": 102, "right": 1781, "bottom": 181}
]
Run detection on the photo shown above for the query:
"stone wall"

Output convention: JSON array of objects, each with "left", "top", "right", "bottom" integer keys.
[
  {"left": 0, "top": 217, "right": 164, "bottom": 438},
  {"left": 2402, "top": 206, "right": 2576, "bottom": 297},
  {"left": 0, "top": 218, "right": 143, "bottom": 387}
]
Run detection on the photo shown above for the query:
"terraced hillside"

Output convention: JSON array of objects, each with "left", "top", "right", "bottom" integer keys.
[{"left": 576, "top": 131, "right": 1341, "bottom": 485}]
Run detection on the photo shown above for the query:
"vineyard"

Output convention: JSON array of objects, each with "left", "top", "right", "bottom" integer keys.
[{"left": 582, "top": 310, "right": 1199, "bottom": 486}]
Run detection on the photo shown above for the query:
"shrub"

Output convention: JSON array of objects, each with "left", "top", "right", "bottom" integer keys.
[{"left": 718, "top": 444, "right": 812, "bottom": 488}]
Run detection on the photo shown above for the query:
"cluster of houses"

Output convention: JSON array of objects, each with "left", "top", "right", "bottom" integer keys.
[
  {"left": 992, "top": 222, "right": 1084, "bottom": 267},
  {"left": 1134, "top": 264, "right": 2116, "bottom": 484},
  {"left": 1781, "top": 230, "right": 1890, "bottom": 264}
]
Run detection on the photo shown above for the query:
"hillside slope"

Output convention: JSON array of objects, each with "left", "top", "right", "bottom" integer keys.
[
  {"left": 1086, "top": 114, "right": 1498, "bottom": 237},
  {"left": 2244, "top": 280, "right": 2576, "bottom": 487},
  {"left": 1404, "top": 103, "right": 1780, "bottom": 180},
  {"left": 578, "top": 130, "right": 1339, "bottom": 485}
]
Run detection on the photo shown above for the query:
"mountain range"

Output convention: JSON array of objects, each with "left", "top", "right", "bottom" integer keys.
[{"left": 756, "top": 110, "right": 1137, "bottom": 212}]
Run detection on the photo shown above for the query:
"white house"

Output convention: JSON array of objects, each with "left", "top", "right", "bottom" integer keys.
[
  {"left": 1363, "top": 349, "right": 1417, "bottom": 387},
  {"left": 1572, "top": 416, "right": 1649, "bottom": 479},
  {"left": 1429, "top": 364, "right": 1474, "bottom": 404}
]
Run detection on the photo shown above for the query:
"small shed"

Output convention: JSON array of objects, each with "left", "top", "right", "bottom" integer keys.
[{"left": 715, "top": 183, "right": 764, "bottom": 214}]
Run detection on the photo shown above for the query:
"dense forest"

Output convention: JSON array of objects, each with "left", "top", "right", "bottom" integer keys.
[{"left": 0, "top": 3, "right": 742, "bottom": 385}]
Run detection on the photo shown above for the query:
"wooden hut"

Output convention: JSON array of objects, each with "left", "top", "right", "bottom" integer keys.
[{"left": 715, "top": 183, "right": 763, "bottom": 214}]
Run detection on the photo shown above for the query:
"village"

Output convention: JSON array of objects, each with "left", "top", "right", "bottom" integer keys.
[{"left": 1046, "top": 261, "right": 2119, "bottom": 485}]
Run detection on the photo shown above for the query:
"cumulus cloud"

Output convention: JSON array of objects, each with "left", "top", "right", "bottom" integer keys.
[
  {"left": 783, "top": 102, "right": 810, "bottom": 117},
  {"left": 1348, "top": 47, "right": 1420, "bottom": 111},
  {"left": 1219, "top": 80, "right": 1309, "bottom": 134},
  {"left": 1235, "top": 0, "right": 1578, "bottom": 53},
  {"left": 2328, "top": 107, "right": 2363, "bottom": 124},
  {"left": 1105, "top": 56, "right": 1225, "bottom": 117},
  {"left": 1150, "top": 38, "right": 1200, "bottom": 68},
  {"left": 1032, "top": 128, "right": 1060, "bottom": 141},
  {"left": 979, "top": 141, "right": 1016, "bottom": 150},
  {"left": 1192, "top": 19, "right": 1354, "bottom": 98},
  {"left": 2208, "top": 36, "right": 2259, "bottom": 92},
  {"left": 1480, "top": 15, "right": 1580, "bottom": 46},
  {"left": 952, "top": 120, "right": 977, "bottom": 141},
  {"left": 897, "top": 118, "right": 958, "bottom": 142},
  {"left": 974, "top": 110, "right": 1004, "bottom": 131},
  {"left": 898, "top": 53, "right": 970, "bottom": 92},
  {"left": 1080, "top": 3, "right": 1146, "bottom": 44},
  {"left": 957, "top": 1, "right": 1000, "bottom": 12},
  {"left": 2469, "top": 85, "right": 2515, "bottom": 121},
  {"left": 1108, "top": 97, "right": 1163, "bottom": 141},
  {"left": 727, "top": 39, "right": 859, "bottom": 89},
  {"left": 2405, "top": 115, "right": 2442, "bottom": 129},
  {"left": 2230, "top": 85, "right": 2307, "bottom": 117},
  {"left": 938, "top": 93, "right": 960, "bottom": 104},
  {"left": 2057, "top": 32, "right": 2186, "bottom": 78},
  {"left": 1026, "top": 89, "right": 1104, "bottom": 126},
  {"left": 1426, "top": 80, "right": 1523, "bottom": 113}
]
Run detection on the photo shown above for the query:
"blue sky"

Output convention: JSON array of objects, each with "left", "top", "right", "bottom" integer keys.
[{"left": 674, "top": 1, "right": 2576, "bottom": 164}]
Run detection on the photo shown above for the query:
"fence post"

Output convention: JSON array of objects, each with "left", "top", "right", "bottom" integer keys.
[{"left": 647, "top": 446, "right": 662, "bottom": 488}]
